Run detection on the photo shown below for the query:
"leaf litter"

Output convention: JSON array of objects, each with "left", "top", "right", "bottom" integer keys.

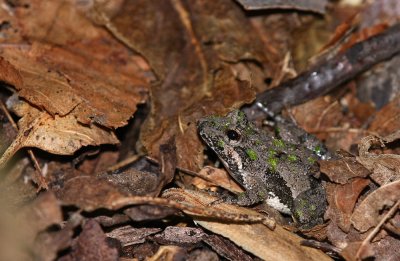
[{"left": 0, "top": 0, "right": 400, "bottom": 260}]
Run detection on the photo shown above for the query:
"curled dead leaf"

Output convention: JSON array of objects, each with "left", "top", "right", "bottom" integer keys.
[
  {"left": 357, "top": 131, "right": 400, "bottom": 185},
  {"left": 0, "top": 100, "right": 118, "bottom": 167},
  {"left": 351, "top": 180, "right": 400, "bottom": 232}
]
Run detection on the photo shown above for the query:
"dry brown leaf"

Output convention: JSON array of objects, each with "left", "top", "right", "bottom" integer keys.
[
  {"left": 88, "top": 0, "right": 276, "bottom": 170},
  {"left": 291, "top": 96, "right": 343, "bottom": 142},
  {"left": 204, "top": 234, "right": 253, "bottom": 261},
  {"left": 147, "top": 246, "right": 186, "bottom": 261},
  {"left": 368, "top": 95, "right": 400, "bottom": 136},
  {"left": 192, "top": 166, "right": 243, "bottom": 193},
  {"left": 0, "top": 42, "right": 148, "bottom": 128},
  {"left": 60, "top": 220, "right": 118, "bottom": 261},
  {"left": 106, "top": 226, "right": 161, "bottom": 247},
  {"left": 0, "top": 0, "right": 150, "bottom": 165},
  {"left": 319, "top": 157, "right": 370, "bottom": 184},
  {"left": 351, "top": 180, "right": 400, "bottom": 232},
  {"left": 10, "top": 0, "right": 150, "bottom": 127},
  {"left": 162, "top": 189, "right": 332, "bottom": 261},
  {"left": 357, "top": 132, "right": 400, "bottom": 185},
  {"left": 153, "top": 226, "right": 205, "bottom": 246},
  {"left": 325, "top": 179, "right": 370, "bottom": 232},
  {"left": 56, "top": 174, "right": 128, "bottom": 212},
  {"left": 0, "top": 99, "right": 118, "bottom": 166}
]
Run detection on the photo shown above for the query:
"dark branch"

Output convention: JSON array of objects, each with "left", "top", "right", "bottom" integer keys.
[{"left": 244, "top": 23, "right": 400, "bottom": 120}]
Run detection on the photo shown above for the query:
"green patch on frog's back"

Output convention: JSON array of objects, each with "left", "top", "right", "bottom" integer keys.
[
  {"left": 267, "top": 156, "right": 278, "bottom": 172},
  {"left": 288, "top": 154, "right": 298, "bottom": 162},
  {"left": 307, "top": 156, "right": 317, "bottom": 164},
  {"left": 273, "top": 138, "right": 285, "bottom": 148},
  {"left": 245, "top": 148, "right": 258, "bottom": 161}
]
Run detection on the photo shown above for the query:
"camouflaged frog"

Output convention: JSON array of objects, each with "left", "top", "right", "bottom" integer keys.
[{"left": 198, "top": 110, "right": 327, "bottom": 228}]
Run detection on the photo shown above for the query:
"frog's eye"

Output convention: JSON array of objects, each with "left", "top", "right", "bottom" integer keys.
[{"left": 226, "top": 129, "right": 241, "bottom": 141}]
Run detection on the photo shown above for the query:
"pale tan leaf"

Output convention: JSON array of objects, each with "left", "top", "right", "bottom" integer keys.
[{"left": 0, "top": 100, "right": 118, "bottom": 166}]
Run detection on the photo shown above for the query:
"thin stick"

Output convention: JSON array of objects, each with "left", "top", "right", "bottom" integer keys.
[
  {"left": 0, "top": 100, "right": 48, "bottom": 190},
  {"left": 356, "top": 200, "right": 400, "bottom": 260},
  {"left": 246, "top": 23, "right": 400, "bottom": 119},
  {"left": 106, "top": 154, "right": 141, "bottom": 172}
]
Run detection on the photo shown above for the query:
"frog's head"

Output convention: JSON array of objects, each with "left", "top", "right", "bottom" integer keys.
[{"left": 198, "top": 110, "right": 259, "bottom": 175}]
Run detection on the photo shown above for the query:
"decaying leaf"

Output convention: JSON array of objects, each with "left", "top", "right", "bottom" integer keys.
[
  {"left": 351, "top": 180, "right": 400, "bottom": 232},
  {"left": 106, "top": 226, "right": 161, "bottom": 247},
  {"left": 162, "top": 188, "right": 332, "bottom": 261},
  {"left": 0, "top": 0, "right": 150, "bottom": 166},
  {"left": 13, "top": 0, "right": 150, "bottom": 128},
  {"left": 368, "top": 96, "right": 400, "bottom": 136},
  {"left": 320, "top": 158, "right": 370, "bottom": 184},
  {"left": 153, "top": 226, "right": 206, "bottom": 246},
  {"left": 204, "top": 234, "right": 254, "bottom": 261},
  {"left": 0, "top": 99, "right": 118, "bottom": 166},
  {"left": 147, "top": 246, "right": 186, "bottom": 261},
  {"left": 192, "top": 166, "right": 243, "bottom": 193},
  {"left": 325, "top": 178, "right": 370, "bottom": 232},
  {"left": 357, "top": 131, "right": 400, "bottom": 185},
  {"left": 60, "top": 220, "right": 118, "bottom": 261},
  {"left": 88, "top": 0, "right": 277, "bottom": 170}
]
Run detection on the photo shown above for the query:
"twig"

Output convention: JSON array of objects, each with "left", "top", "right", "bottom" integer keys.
[
  {"left": 301, "top": 239, "right": 342, "bottom": 257},
  {"left": 106, "top": 154, "right": 141, "bottom": 172},
  {"left": 107, "top": 194, "right": 276, "bottom": 230},
  {"left": 146, "top": 156, "right": 228, "bottom": 189},
  {"left": 0, "top": 100, "right": 48, "bottom": 190},
  {"left": 245, "top": 23, "right": 400, "bottom": 119},
  {"left": 355, "top": 200, "right": 400, "bottom": 260}
]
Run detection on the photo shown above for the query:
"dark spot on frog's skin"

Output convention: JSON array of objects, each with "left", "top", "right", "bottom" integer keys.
[
  {"left": 35, "top": 135, "right": 39, "bottom": 140},
  {"left": 24, "top": 129, "right": 31, "bottom": 137}
]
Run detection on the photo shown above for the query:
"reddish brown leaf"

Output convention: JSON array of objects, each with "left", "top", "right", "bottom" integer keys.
[
  {"left": 319, "top": 158, "right": 370, "bottom": 184},
  {"left": 351, "top": 180, "right": 400, "bottom": 232},
  {"left": 153, "top": 226, "right": 206, "bottom": 246},
  {"left": 106, "top": 226, "right": 161, "bottom": 247},
  {"left": 325, "top": 178, "right": 370, "bottom": 232},
  {"left": 368, "top": 96, "right": 400, "bottom": 136},
  {"left": 89, "top": 0, "right": 275, "bottom": 170},
  {"left": 60, "top": 220, "right": 118, "bottom": 261}
]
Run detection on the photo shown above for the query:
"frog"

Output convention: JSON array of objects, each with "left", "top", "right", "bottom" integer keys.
[{"left": 197, "top": 110, "right": 327, "bottom": 228}]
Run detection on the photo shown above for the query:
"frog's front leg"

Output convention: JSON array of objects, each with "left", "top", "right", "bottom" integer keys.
[
  {"left": 221, "top": 187, "right": 267, "bottom": 206},
  {"left": 223, "top": 170, "right": 269, "bottom": 206},
  {"left": 292, "top": 185, "right": 327, "bottom": 228}
]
